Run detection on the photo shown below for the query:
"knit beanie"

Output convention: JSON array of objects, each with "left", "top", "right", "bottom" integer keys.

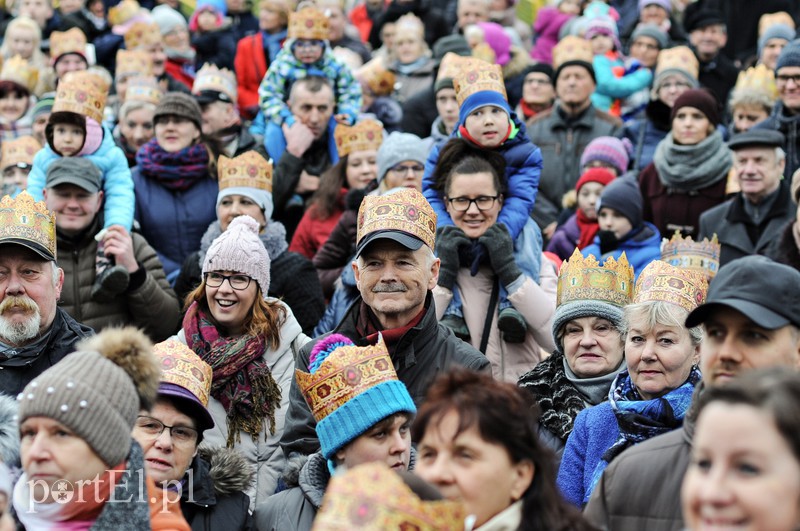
[
  {"left": 377, "top": 132, "right": 429, "bottom": 183},
  {"left": 44, "top": 111, "right": 86, "bottom": 154},
  {"left": 552, "top": 300, "right": 625, "bottom": 354},
  {"left": 670, "top": 88, "right": 720, "bottom": 127},
  {"left": 32, "top": 95, "right": 54, "bottom": 120},
  {"left": 17, "top": 328, "right": 160, "bottom": 467},
  {"left": 521, "top": 63, "right": 555, "bottom": 84},
  {"left": 476, "top": 22, "right": 511, "bottom": 66},
  {"left": 575, "top": 167, "right": 616, "bottom": 193},
  {"left": 154, "top": 92, "right": 203, "bottom": 132},
  {"left": 758, "top": 24, "right": 795, "bottom": 59},
  {"left": 203, "top": 215, "right": 271, "bottom": 299},
  {"left": 584, "top": 16, "right": 621, "bottom": 51},
  {"left": 432, "top": 35, "right": 471, "bottom": 64},
  {"left": 580, "top": 136, "right": 632, "bottom": 175},
  {"left": 217, "top": 188, "right": 274, "bottom": 222},
  {"left": 630, "top": 23, "right": 668, "bottom": 50},
  {"left": 638, "top": 0, "right": 670, "bottom": 12},
  {"left": 775, "top": 40, "right": 800, "bottom": 73},
  {"left": 152, "top": 4, "right": 187, "bottom": 35},
  {"left": 596, "top": 176, "right": 643, "bottom": 229}
]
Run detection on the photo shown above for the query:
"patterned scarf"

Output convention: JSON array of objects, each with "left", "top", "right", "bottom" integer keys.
[
  {"left": 183, "top": 301, "right": 282, "bottom": 446},
  {"left": 136, "top": 138, "right": 211, "bottom": 191}
]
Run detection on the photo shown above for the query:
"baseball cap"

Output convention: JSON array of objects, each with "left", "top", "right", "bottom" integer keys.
[{"left": 45, "top": 157, "right": 102, "bottom": 193}]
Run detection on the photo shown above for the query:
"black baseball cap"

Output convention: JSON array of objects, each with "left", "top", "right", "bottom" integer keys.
[
  {"left": 193, "top": 89, "right": 233, "bottom": 105},
  {"left": 354, "top": 229, "right": 425, "bottom": 259}
]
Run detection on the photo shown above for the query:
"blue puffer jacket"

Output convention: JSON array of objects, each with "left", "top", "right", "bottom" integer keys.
[
  {"left": 27, "top": 124, "right": 135, "bottom": 230},
  {"left": 582, "top": 222, "right": 661, "bottom": 280},
  {"left": 313, "top": 264, "right": 358, "bottom": 337},
  {"left": 423, "top": 114, "right": 542, "bottom": 241}
]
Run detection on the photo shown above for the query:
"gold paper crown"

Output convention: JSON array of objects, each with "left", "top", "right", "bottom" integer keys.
[
  {"left": 0, "top": 191, "right": 56, "bottom": 260},
  {"left": 557, "top": 249, "right": 635, "bottom": 307},
  {"left": 108, "top": 0, "right": 140, "bottom": 26},
  {"left": 334, "top": 119, "right": 384, "bottom": 157},
  {"left": 759, "top": 11, "right": 795, "bottom": 36},
  {"left": 125, "top": 76, "right": 162, "bottom": 104},
  {"left": 49, "top": 28, "right": 87, "bottom": 60},
  {"left": 218, "top": 151, "right": 273, "bottom": 192},
  {"left": 633, "top": 260, "right": 708, "bottom": 313},
  {"left": 53, "top": 79, "right": 107, "bottom": 124},
  {"left": 62, "top": 70, "right": 111, "bottom": 95},
  {"left": 124, "top": 22, "right": 162, "bottom": 50},
  {"left": 288, "top": 7, "right": 329, "bottom": 41},
  {"left": 357, "top": 188, "right": 437, "bottom": 252},
  {"left": 115, "top": 49, "right": 153, "bottom": 79},
  {"left": 552, "top": 35, "right": 594, "bottom": 70},
  {"left": 153, "top": 339, "right": 212, "bottom": 407},
  {"left": 1, "top": 136, "right": 41, "bottom": 169},
  {"left": 295, "top": 336, "right": 399, "bottom": 423},
  {"left": 453, "top": 57, "right": 507, "bottom": 107},
  {"left": 734, "top": 63, "right": 778, "bottom": 100},
  {"left": 436, "top": 52, "right": 470, "bottom": 83},
  {"left": 472, "top": 42, "right": 496, "bottom": 64},
  {"left": 661, "top": 231, "right": 721, "bottom": 280},
  {"left": 395, "top": 13, "right": 424, "bottom": 39},
  {"left": 356, "top": 58, "right": 396, "bottom": 97},
  {"left": 0, "top": 55, "right": 38, "bottom": 92},
  {"left": 655, "top": 45, "right": 699, "bottom": 81},
  {"left": 312, "top": 463, "right": 467, "bottom": 531},
  {"left": 193, "top": 63, "right": 238, "bottom": 104}
]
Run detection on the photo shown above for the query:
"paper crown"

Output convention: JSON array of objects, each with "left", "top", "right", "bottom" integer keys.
[
  {"left": 453, "top": 57, "right": 507, "bottom": 107},
  {"left": 312, "top": 463, "right": 468, "bottom": 530},
  {"left": 334, "top": 119, "right": 384, "bottom": 157},
  {"left": 0, "top": 55, "right": 38, "bottom": 92},
  {"left": 395, "top": 13, "right": 424, "bottom": 39},
  {"left": 124, "top": 22, "right": 162, "bottom": 50},
  {"left": 357, "top": 188, "right": 437, "bottom": 252},
  {"left": 734, "top": 63, "right": 778, "bottom": 100},
  {"left": 655, "top": 45, "right": 699, "bottom": 80},
  {"left": 356, "top": 58, "right": 396, "bottom": 97},
  {"left": 115, "top": 49, "right": 153, "bottom": 78},
  {"left": 193, "top": 63, "right": 237, "bottom": 104},
  {"left": 633, "top": 260, "right": 708, "bottom": 313},
  {"left": 1, "top": 136, "right": 41, "bottom": 169},
  {"left": 436, "top": 52, "right": 470, "bottom": 83},
  {"left": 472, "top": 42, "right": 496, "bottom": 64},
  {"left": 0, "top": 191, "right": 56, "bottom": 260},
  {"left": 53, "top": 79, "right": 107, "bottom": 124},
  {"left": 552, "top": 35, "right": 594, "bottom": 70},
  {"left": 557, "top": 249, "right": 635, "bottom": 308},
  {"left": 62, "top": 70, "right": 111, "bottom": 95},
  {"left": 218, "top": 151, "right": 273, "bottom": 192},
  {"left": 759, "top": 11, "right": 795, "bottom": 36},
  {"left": 152, "top": 339, "right": 212, "bottom": 408},
  {"left": 661, "top": 231, "right": 721, "bottom": 280},
  {"left": 288, "top": 7, "right": 329, "bottom": 41},
  {"left": 49, "top": 28, "right": 87, "bottom": 60},
  {"left": 125, "top": 76, "right": 162, "bottom": 104},
  {"left": 108, "top": 0, "right": 140, "bottom": 26}
]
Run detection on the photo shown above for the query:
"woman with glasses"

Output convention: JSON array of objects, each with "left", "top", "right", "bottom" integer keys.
[{"left": 177, "top": 215, "right": 309, "bottom": 510}]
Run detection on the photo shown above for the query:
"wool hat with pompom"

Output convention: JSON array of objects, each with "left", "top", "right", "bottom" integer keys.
[
  {"left": 580, "top": 136, "right": 632, "bottom": 176},
  {"left": 17, "top": 327, "right": 160, "bottom": 467},
  {"left": 203, "top": 215, "right": 271, "bottom": 299}
]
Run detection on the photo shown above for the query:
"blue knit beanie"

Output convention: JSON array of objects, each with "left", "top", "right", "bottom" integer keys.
[
  {"left": 775, "top": 40, "right": 800, "bottom": 73},
  {"left": 457, "top": 90, "right": 512, "bottom": 129},
  {"left": 760, "top": 24, "right": 796, "bottom": 59},
  {"left": 596, "top": 176, "right": 643, "bottom": 229}
]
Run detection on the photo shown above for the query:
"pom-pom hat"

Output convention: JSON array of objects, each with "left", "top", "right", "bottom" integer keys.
[{"left": 203, "top": 215, "right": 271, "bottom": 300}]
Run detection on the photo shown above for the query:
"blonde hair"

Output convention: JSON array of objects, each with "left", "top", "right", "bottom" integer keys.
[{"left": 0, "top": 16, "right": 44, "bottom": 63}]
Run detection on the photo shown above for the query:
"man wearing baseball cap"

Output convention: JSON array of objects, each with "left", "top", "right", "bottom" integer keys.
[{"left": 585, "top": 255, "right": 800, "bottom": 531}]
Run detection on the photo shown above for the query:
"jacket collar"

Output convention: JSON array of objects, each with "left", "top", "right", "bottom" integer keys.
[
  {"left": 726, "top": 184, "right": 790, "bottom": 226},
  {"left": 552, "top": 102, "right": 595, "bottom": 130}
]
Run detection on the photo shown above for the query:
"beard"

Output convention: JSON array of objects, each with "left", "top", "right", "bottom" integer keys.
[{"left": 0, "top": 296, "right": 41, "bottom": 346}]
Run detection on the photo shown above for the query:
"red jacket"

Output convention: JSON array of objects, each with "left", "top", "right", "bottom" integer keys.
[
  {"left": 235, "top": 33, "right": 269, "bottom": 120},
  {"left": 290, "top": 192, "right": 347, "bottom": 259},
  {"left": 349, "top": 4, "right": 372, "bottom": 44}
]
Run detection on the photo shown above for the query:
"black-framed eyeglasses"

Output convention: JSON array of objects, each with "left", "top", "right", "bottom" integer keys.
[
  {"left": 446, "top": 195, "right": 500, "bottom": 212},
  {"left": 389, "top": 163, "right": 424, "bottom": 176},
  {"left": 135, "top": 416, "right": 198, "bottom": 446},
  {"left": 204, "top": 272, "right": 253, "bottom": 290},
  {"left": 777, "top": 74, "right": 800, "bottom": 85}
]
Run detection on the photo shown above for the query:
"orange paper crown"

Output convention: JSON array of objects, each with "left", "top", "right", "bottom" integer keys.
[
  {"left": 53, "top": 79, "right": 107, "bottom": 124},
  {"left": 218, "top": 151, "right": 273, "bottom": 192},
  {"left": 453, "top": 57, "right": 506, "bottom": 107},
  {"left": 759, "top": 11, "right": 795, "bottom": 36},
  {"left": 125, "top": 76, "right": 162, "bottom": 104},
  {"left": 108, "top": 0, "right": 140, "bottom": 26},
  {"left": 655, "top": 45, "right": 699, "bottom": 81},
  {"left": 288, "top": 7, "right": 329, "bottom": 41},
  {"left": 193, "top": 63, "right": 238, "bottom": 104},
  {"left": 552, "top": 35, "right": 593, "bottom": 70},
  {"left": 557, "top": 249, "right": 635, "bottom": 307},
  {"left": 0, "top": 55, "right": 38, "bottom": 92},
  {"left": 436, "top": 52, "right": 470, "bottom": 83},
  {"left": 734, "top": 63, "right": 778, "bottom": 100},
  {"left": 1, "top": 136, "right": 40, "bottom": 169},
  {"left": 152, "top": 339, "right": 212, "bottom": 408},
  {"left": 356, "top": 58, "right": 396, "bottom": 97},
  {"left": 115, "top": 49, "right": 153, "bottom": 79},
  {"left": 124, "top": 22, "right": 162, "bottom": 50},
  {"left": 661, "top": 231, "right": 721, "bottom": 280},
  {"left": 357, "top": 188, "right": 437, "bottom": 252},
  {"left": 62, "top": 70, "right": 111, "bottom": 95},
  {"left": 50, "top": 28, "right": 87, "bottom": 60},
  {"left": 334, "top": 119, "right": 384, "bottom": 157},
  {"left": 0, "top": 191, "right": 56, "bottom": 260},
  {"left": 634, "top": 260, "right": 708, "bottom": 313}
]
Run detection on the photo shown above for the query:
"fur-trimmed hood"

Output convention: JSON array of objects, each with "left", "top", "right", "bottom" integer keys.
[
  {"left": 0, "top": 394, "right": 18, "bottom": 466},
  {"left": 196, "top": 446, "right": 254, "bottom": 498}
]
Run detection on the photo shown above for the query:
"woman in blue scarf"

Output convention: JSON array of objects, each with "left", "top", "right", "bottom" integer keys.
[{"left": 557, "top": 260, "right": 708, "bottom": 506}]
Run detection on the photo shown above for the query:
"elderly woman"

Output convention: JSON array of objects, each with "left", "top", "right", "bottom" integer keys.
[
  {"left": 557, "top": 260, "right": 707, "bottom": 506},
  {"left": 414, "top": 368, "right": 597, "bottom": 530},
  {"left": 114, "top": 97, "right": 157, "bottom": 167},
  {"left": 178, "top": 215, "right": 308, "bottom": 509},
  {"left": 390, "top": 14, "right": 435, "bottom": 105}
]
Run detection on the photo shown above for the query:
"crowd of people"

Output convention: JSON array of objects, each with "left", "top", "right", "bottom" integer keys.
[{"left": 2, "top": 0, "right": 800, "bottom": 529}]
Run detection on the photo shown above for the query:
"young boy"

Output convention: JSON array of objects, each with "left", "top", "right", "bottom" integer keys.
[{"left": 0, "top": 136, "right": 40, "bottom": 197}]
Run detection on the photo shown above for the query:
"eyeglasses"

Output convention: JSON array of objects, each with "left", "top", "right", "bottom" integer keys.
[
  {"left": 204, "top": 272, "right": 253, "bottom": 290},
  {"left": 777, "top": 74, "right": 800, "bottom": 85},
  {"left": 293, "top": 39, "right": 324, "bottom": 50},
  {"left": 389, "top": 164, "right": 424, "bottom": 176},
  {"left": 446, "top": 195, "right": 500, "bottom": 212},
  {"left": 135, "top": 416, "right": 198, "bottom": 446},
  {"left": 524, "top": 77, "right": 552, "bottom": 86}
]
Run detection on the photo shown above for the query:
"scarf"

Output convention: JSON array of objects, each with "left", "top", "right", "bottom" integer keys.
[
  {"left": 355, "top": 300, "right": 426, "bottom": 354},
  {"left": 262, "top": 29, "right": 287, "bottom": 62},
  {"left": 576, "top": 209, "right": 599, "bottom": 250},
  {"left": 775, "top": 101, "right": 800, "bottom": 175},
  {"left": 517, "top": 100, "right": 538, "bottom": 120},
  {"left": 393, "top": 55, "right": 430, "bottom": 75},
  {"left": 652, "top": 130, "right": 732, "bottom": 192},
  {"left": 136, "top": 138, "right": 211, "bottom": 191},
  {"left": 183, "top": 302, "right": 282, "bottom": 446}
]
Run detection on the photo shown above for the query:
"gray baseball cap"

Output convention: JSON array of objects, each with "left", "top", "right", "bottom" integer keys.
[{"left": 45, "top": 157, "right": 102, "bottom": 193}]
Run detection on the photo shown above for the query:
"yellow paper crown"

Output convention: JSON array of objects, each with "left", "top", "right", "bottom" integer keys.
[
  {"left": 1, "top": 136, "right": 40, "bottom": 169},
  {"left": 153, "top": 339, "right": 212, "bottom": 407},
  {"left": 288, "top": 7, "right": 329, "bottom": 41},
  {"left": 357, "top": 188, "right": 437, "bottom": 252},
  {"left": 115, "top": 49, "right": 153, "bottom": 79},
  {"left": 193, "top": 63, "right": 238, "bottom": 104},
  {"left": 108, "top": 0, "right": 140, "bottom": 26},
  {"left": 334, "top": 119, "right": 384, "bottom": 157},
  {"left": 62, "top": 70, "right": 111, "bottom": 95},
  {"left": 395, "top": 13, "right": 424, "bottom": 39},
  {"left": 552, "top": 35, "right": 594, "bottom": 70},
  {"left": 53, "top": 79, "right": 107, "bottom": 124},
  {"left": 0, "top": 191, "right": 56, "bottom": 260},
  {"left": 557, "top": 249, "right": 635, "bottom": 307},
  {"left": 356, "top": 58, "right": 395, "bottom": 97},
  {"left": 759, "top": 11, "right": 795, "bottom": 36},
  {"left": 436, "top": 52, "right": 470, "bottom": 83},
  {"left": 661, "top": 231, "right": 721, "bottom": 280},
  {"left": 218, "top": 151, "right": 273, "bottom": 192},
  {"left": 472, "top": 42, "right": 496, "bottom": 64},
  {"left": 453, "top": 57, "right": 507, "bottom": 107},
  {"left": 125, "top": 76, "right": 162, "bottom": 104},
  {"left": 734, "top": 63, "right": 778, "bottom": 100},
  {"left": 0, "top": 55, "right": 38, "bottom": 92},
  {"left": 633, "top": 260, "right": 708, "bottom": 313},
  {"left": 124, "top": 22, "right": 162, "bottom": 50},
  {"left": 312, "top": 463, "right": 467, "bottom": 531},
  {"left": 49, "top": 28, "right": 87, "bottom": 60},
  {"left": 655, "top": 45, "right": 699, "bottom": 81}
]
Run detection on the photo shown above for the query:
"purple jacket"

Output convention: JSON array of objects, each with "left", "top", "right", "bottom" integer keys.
[
  {"left": 546, "top": 214, "right": 581, "bottom": 261},
  {"left": 531, "top": 7, "right": 574, "bottom": 65}
]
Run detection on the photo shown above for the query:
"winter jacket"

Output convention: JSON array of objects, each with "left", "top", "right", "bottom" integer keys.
[
  {"left": 27, "top": 124, "right": 135, "bottom": 231},
  {"left": 531, "top": 6, "right": 574, "bottom": 65},
  {"left": 528, "top": 104, "right": 622, "bottom": 228},
  {"left": 769, "top": 220, "right": 800, "bottom": 271},
  {"left": 619, "top": 99, "right": 671, "bottom": 173},
  {"left": 227, "top": 10, "right": 259, "bottom": 42},
  {"left": 591, "top": 52, "right": 653, "bottom": 115},
  {"left": 502, "top": 47, "right": 534, "bottom": 109},
  {"left": 280, "top": 293, "right": 491, "bottom": 457},
  {"left": 289, "top": 201, "right": 345, "bottom": 260},
  {"left": 697, "top": 52, "right": 739, "bottom": 111},
  {"left": 582, "top": 222, "right": 662, "bottom": 280},
  {"left": 752, "top": 102, "right": 800, "bottom": 179},
  {"left": 192, "top": 24, "right": 237, "bottom": 71},
  {"left": 546, "top": 214, "right": 582, "bottom": 260},
  {"left": 0, "top": 308, "right": 93, "bottom": 396},
  {"left": 400, "top": 83, "right": 437, "bottom": 139},
  {"left": 56, "top": 217, "right": 181, "bottom": 342},
  {"left": 428, "top": 116, "right": 451, "bottom": 149},
  {"left": 312, "top": 264, "right": 359, "bottom": 336},
  {"left": 391, "top": 57, "right": 435, "bottom": 105},
  {"left": 235, "top": 32, "right": 272, "bottom": 119}
]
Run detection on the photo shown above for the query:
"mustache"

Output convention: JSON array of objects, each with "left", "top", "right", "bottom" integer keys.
[
  {"left": 0, "top": 296, "right": 37, "bottom": 314},
  {"left": 372, "top": 282, "right": 408, "bottom": 293}
]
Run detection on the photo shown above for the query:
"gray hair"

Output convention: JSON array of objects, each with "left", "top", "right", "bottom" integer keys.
[
  {"left": 623, "top": 300, "right": 703, "bottom": 346},
  {"left": 119, "top": 100, "right": 157, "bottom": 122}
]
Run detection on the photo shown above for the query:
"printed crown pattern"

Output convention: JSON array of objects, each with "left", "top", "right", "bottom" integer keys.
[
  {"left": 0, "top": 191, "right": 56, "bottom": 260},
  {"left": 734, "top": 63, "right": 778, "bottom": 100},
  {"left": 552, "top": 35, "right": 594, "bottom": 70},
  {"left": 124, "top": 22, "right": 162, "bottom": 50},
  {"left": 108, "top": 0, "right": 140, "bottom": 26},
  {"left": 50, "top": 28, "right": 87, "bottom": 59},
  {"left": 634, "top": 260, "right": 709, "bottom": 313},
  {"left": 53, "top": 79, "right": 107, "bottom": 124},
  {"left": 193, "top": 63, "right": 238, "bottom": 104},
  {"left": 125, "top": 76, "right": 162, "bottom": 105},
  {"left": 116, "top": 49, "right": 153, "bottom": 78},
  {"left": 153, "top": 339, "right": 212, "bottom": 407},
  {"left": 557, "top": 249, "right": 634, "bottom": 307},
  {"left": 218, "top": 151, "right": 273, "bottom": 192},
  {"left": 357, "top": 188, "right": 437, "bottom": 251},
  {"left": 453, "top": 57, "right": 507, "bottom": 107},
  {"left": 288, "top": 7, "right": 329, "bottom": 41},
  {"left": 62, "top": 70, "right": 111, "bottom": 95},
  {"left": 356, "top": 58, "right": 396, "bottom": 97},
  {"left": 0, "top": 55, "right": 38, "bottom": 92},
  {"left": 655, "top": 45, "right": 699, "bottom": 80},
  {"left": 1, "top": 136, "right": 41, "bottom": 169},
  {"left": 334, "top": 119, "right": 384, "bottom": 157},
  {"left": 661, "top": 231, "right": 721, "bottom": 280},
  {"left": 437, "top": 52, "right": 470, "bottom": 83},
  {"left": 759, "top": 11, "right": 795, "bottom": 35}
]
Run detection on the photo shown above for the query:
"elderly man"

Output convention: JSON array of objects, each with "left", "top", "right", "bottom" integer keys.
[
  {"left": 455, "top": 0, "right": 489, "bottom": 31},
  {"left": 42, "top": 158, "right": 180, "bottom": 341},
  {"left": 684, "top": 7, "right": 738, "bottom": 107},
  {"left": 0, "top": 191, "right": 93, "bottom": 395},
  {"left": 584, "top": 255, "right": 800, "bottom": 531},
  {"left": 698, "top": 130, "right": 794, "bottom": 267},
  {"left": 280, "top": 188, "right": 489, "bottom": 457}
]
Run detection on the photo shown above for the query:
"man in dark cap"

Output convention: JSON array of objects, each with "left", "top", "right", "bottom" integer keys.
[
  {"left": 515, "top": 64, "right": 555, "bottom": 125},
  {"left": 684, "top": 7, "right": 739, "bottom": 107}
]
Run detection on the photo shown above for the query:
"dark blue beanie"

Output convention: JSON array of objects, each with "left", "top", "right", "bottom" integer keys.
[
  {"left": 597, "top": 176, "right": 643, "bottom": 229},
  {"left": 775, "top": 40, "right": 800, "bottom": 73}
]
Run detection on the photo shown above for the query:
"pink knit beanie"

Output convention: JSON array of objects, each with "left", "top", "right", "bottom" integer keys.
[{"left": 202, "top": 215, "right": 271, "bottom": 299}]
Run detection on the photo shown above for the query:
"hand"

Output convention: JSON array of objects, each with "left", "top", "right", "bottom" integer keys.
[
  {"left": 296, "top": 171, "right": 320, "bottom": 194},
  {"left": 435, "top": 225, "right": 471, "bottom": 290},
  {"left": 333, "top": 113, "right": 351, "bottom": 125},
  {"left": 283, "top": 121, "right": 315, "bottom": 158},
  {"left": 543, "top": 221, "right": 557, "bottom": 241},
  {"left": 101, "top": 225, "right": 139, "bottom": 273},
  {"left": 479, "top": 224, "right": 522, "bottom": 288}
]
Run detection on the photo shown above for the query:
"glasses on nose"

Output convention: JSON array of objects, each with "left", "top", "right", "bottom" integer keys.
[
  {"left": 525, "top": 77, "right": 552, "bottom": 86},
  {"left": 446, "top": 195, "right": 499, "bottom": 212},
  {"left": 135, "top": 416, "right": 198, "bottom": 446},
  {"left": 293, "top": 39, "right": 324, "bottom": 50},
  {"left": 204, "top": 272, "right": 252, "bottom": 290},
  {"left": 389, "top": 164, "right": 424, "bottom": 176},
  {"left": 777, "top": 74, "right": 800, "bottom": 85}
]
